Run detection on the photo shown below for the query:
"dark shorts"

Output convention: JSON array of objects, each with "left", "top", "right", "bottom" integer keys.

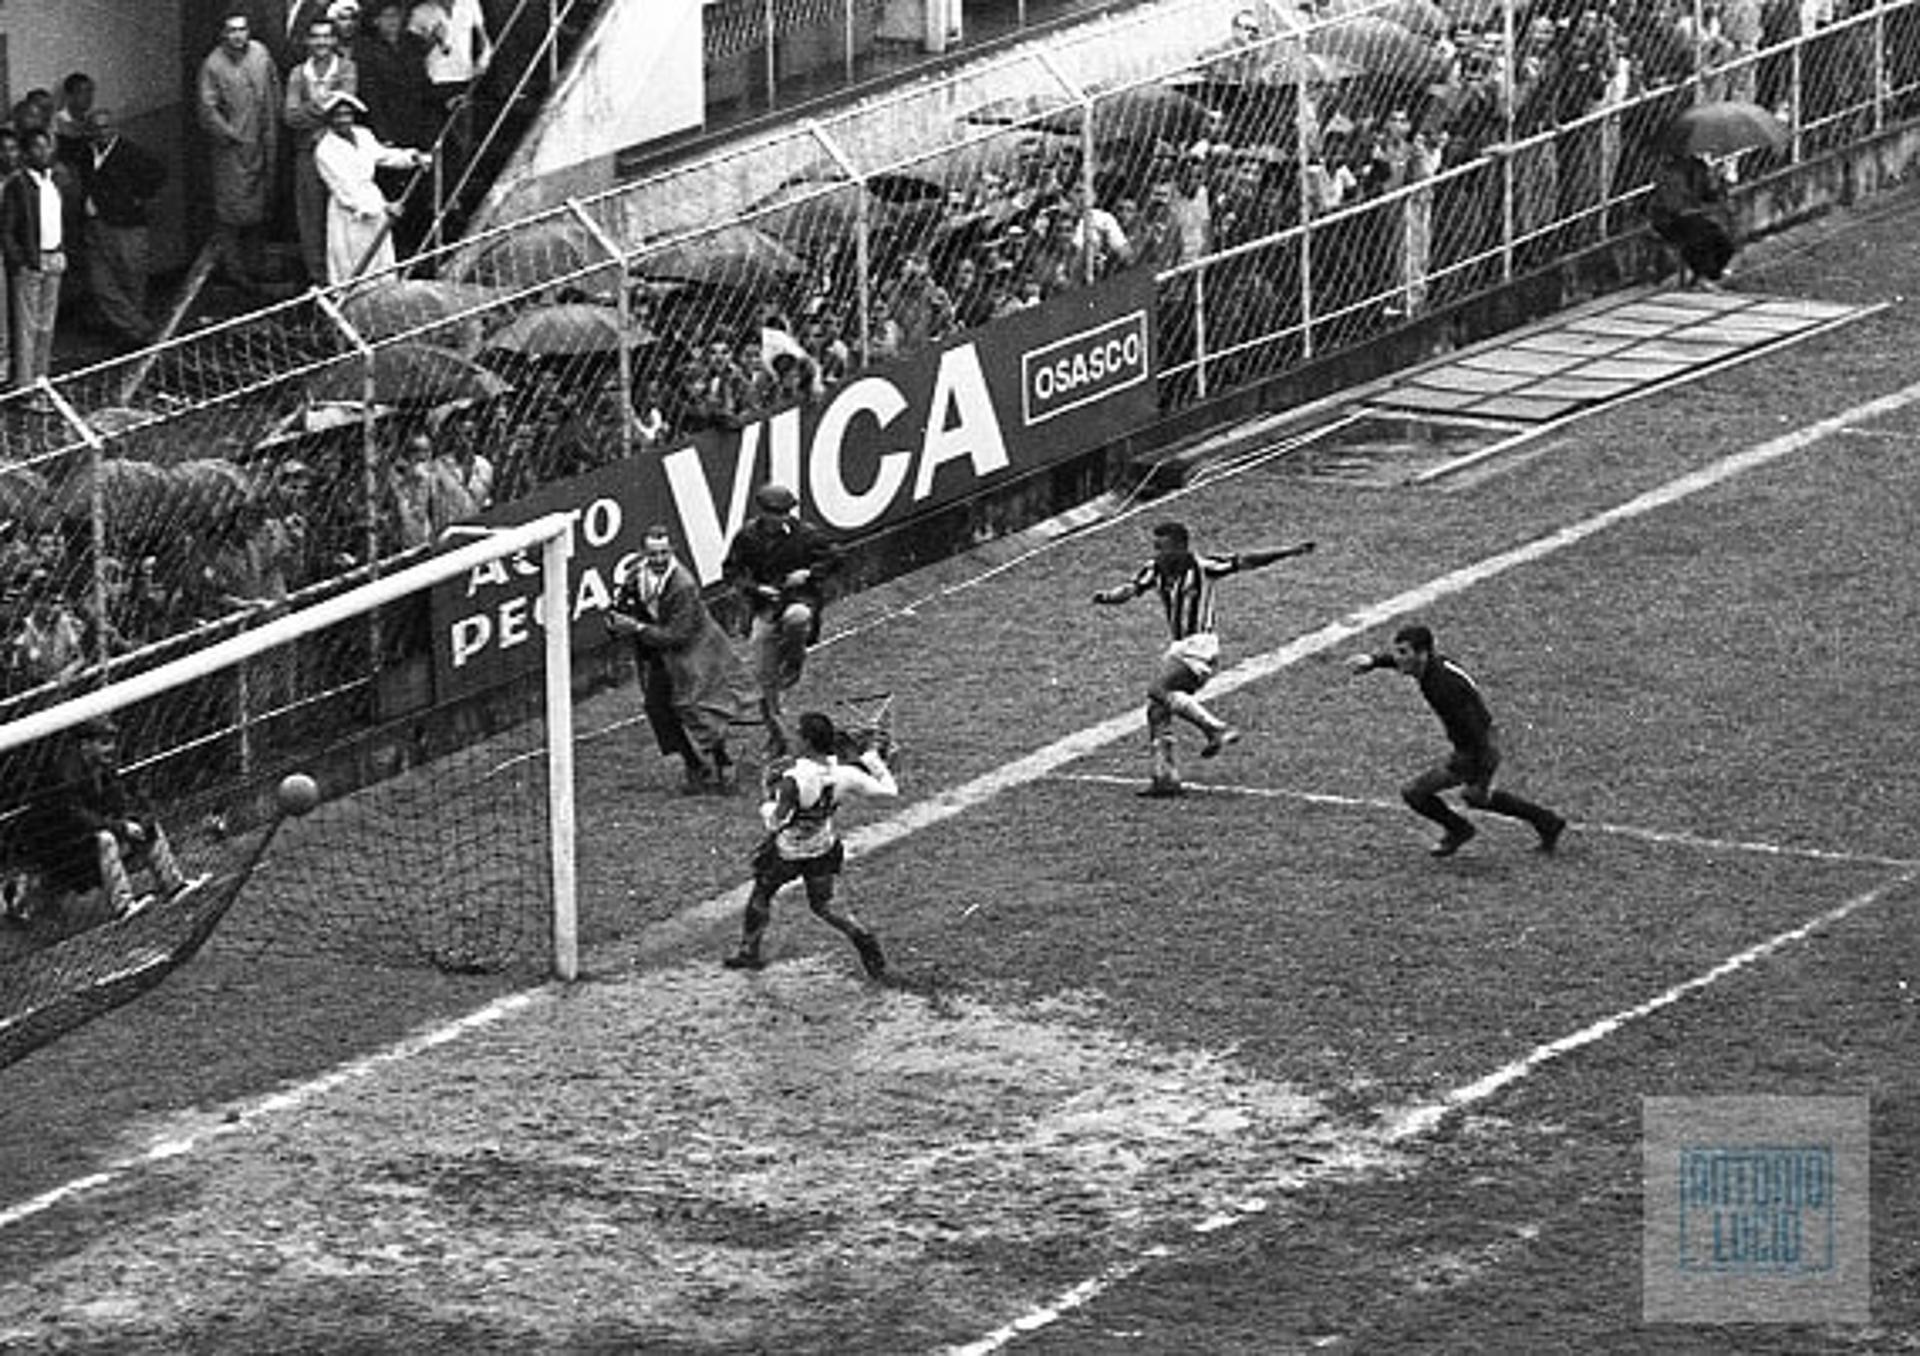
[
  {"left": 750, "top": 837, "right": 845, "bottom": 887},
  {"left": 1439, "top": 743, "right": 1500, "bottom": 791}
]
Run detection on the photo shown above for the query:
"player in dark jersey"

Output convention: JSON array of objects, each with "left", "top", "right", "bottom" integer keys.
[
  {"left": 1094, "top": 520, "right": 1315, "bottom": 797},
  {"left": 722, "top": 711, "right": 895, "bottom": 977},
  {"left": 1347, "top": 623, "right": 1567, "bottom": 857}
]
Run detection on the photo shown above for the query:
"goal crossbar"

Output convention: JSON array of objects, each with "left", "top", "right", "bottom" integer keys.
[{"left": 0, "top": 511, "right": 583, "bottom": 979}]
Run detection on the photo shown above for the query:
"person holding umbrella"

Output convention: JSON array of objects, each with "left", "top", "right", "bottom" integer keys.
[
  {"left": 1649, "top": 100, "right": 1788, "bottom": 289},
  {"left": 311, "top": 90, "right": 430, "bottom": 289},
  {"left": 1648, "top": 149, "right": 1735, "bottom": 289}
]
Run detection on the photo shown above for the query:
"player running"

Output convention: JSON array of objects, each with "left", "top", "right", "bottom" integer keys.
[
  {"left": 723, "top": 711, "right": 895, "bottom": 977},
  {"left": 1347, "top": 623, "right": 1567, "bottom": 857},
  {"left": 1093, "top": 520, "right": 1315, "bottom": 797}
]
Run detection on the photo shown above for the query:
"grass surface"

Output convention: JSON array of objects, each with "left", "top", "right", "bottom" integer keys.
[{"left": 1, "top": 184, "right": 1918, "bottom": 1352}]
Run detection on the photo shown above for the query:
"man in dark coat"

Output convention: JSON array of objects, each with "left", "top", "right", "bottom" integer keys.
[
  {"left": 722, "top": 483, "right": 840, "bottom": 759},
  {"left": 1649, "top": 151, "right": 1736, "bottom": 288},
  {"left": 10, "top": 717, "right": 190, "bottom": 922},
  {"left": 355, "top": 1, "right": 435, "bottom": 253},
  {"left": 73, "top": 108, "right": 168, "bottom": 348}
]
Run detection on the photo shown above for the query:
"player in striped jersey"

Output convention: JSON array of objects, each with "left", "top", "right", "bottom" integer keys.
[
  {"left": 1094, "top": 520, "right": 1316, "bottom": 797},
  {"left": 1347, "top": 623, "right": 1567, "bottom": 857}
]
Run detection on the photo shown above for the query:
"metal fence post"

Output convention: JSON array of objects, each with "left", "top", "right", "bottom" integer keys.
[
  {"left": 1502, "top": 0, "right": 1517, "bottom": 280},
  {"left": 765, "top": 0, "right": 780, "bottom": 109},
  {"left": 1875, "top": 0, "right": 1889, "bottom": 132},
  {"left": 314, "top": 289, "right": 380, "bottom": 685},
  {"left": 1192, "top": 266, "right": 1210, "bottom": 400},
  {"left": 40, "top": 382, "right": 111, "bottom": 680},
  {"left": 808, "top": 119, "right": 870, "bottom": 363},
  {"left": 1296, "top": 48, "right": 1315, "bottom": 360},
  {"left": 567, "top": 199, "right": 634, "bottom": 463}
]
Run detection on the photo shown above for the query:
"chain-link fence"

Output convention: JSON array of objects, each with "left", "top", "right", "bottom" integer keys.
[{"left": 0, "top": 0, "right": 1911, "bottom": 756}]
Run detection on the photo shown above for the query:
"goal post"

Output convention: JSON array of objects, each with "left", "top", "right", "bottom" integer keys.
[{"left": 0, "top": 510, "right": 582, "bottom": 1004}]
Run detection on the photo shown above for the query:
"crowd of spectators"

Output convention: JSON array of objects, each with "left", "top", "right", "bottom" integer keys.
[
  {"left": 594, "top": 0, "right": 1898, "bottom": 441},
  {"left": 0, "top": 0, "right": 1906, "bottom": 706},
  {"left": 0, "top": 1, "right": 492, "bottom": 406}
]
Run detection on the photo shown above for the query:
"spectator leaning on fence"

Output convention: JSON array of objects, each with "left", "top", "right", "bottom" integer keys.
[{"left": 311, "top": 90, "right": 429, "bottom": 288}]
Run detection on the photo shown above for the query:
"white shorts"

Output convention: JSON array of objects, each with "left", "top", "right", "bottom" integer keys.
[{"left": 1163, "top": 632, "right": 1221, "bottom": 679}]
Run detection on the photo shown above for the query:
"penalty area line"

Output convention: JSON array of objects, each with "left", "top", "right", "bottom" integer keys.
[
  {"left": 946, "top": 859, "right": 1916, "bottom": 1356},
  {"left": 1053, "top": 773, "right": 1920, "bottom": 870}
]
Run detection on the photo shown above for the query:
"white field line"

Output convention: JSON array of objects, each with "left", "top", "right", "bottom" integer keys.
[
  {"left": 1053, "top": 773, "right": 1920, "bottom": 870},
  {"left": 1375, "top": 864, "right": 1919, "bottom": 1141},
  {"left": 0, "top": 992, "right": 542, "bottom": 1232},
  {"left": 9, "top": 372, "right": 1920, "bottom": 1242},
  {"left": 951, "top": 865, "right": 1918, "bottom": 1356}
]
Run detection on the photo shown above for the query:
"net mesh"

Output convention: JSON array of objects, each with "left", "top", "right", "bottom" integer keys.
[{"left": 0, "top": 543, "right": 561, "bottom": 1072}]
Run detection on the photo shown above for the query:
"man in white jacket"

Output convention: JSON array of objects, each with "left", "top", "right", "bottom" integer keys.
[{"left": 724, "top": 711, "right": 896, "bottom": 978}]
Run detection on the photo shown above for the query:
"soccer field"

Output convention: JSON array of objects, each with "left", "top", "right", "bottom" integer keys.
[{"left": 2, "top": 192, "right": 1918, "bottom": 1351}]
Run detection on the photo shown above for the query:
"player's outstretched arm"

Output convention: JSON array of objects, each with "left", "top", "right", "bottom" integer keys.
[
  {"left": 1091, "top": 583, "right": 1136, "bottom": 605},
  {"left": 838, "top": 749, "right": 898, "bottom": 798},
  {"left": 1241, "top": 541, "right": 1317, "bottom": 570},
  {"left": 1346, "top": 651, "right": 1388, "bottom": 675}
]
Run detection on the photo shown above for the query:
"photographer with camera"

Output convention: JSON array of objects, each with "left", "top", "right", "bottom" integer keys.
[
  {"left": 721, "top": 483, "right": 841, "bottom": 761},
  {"left": 606, "top": 526, "right": 748, "bottom": 795}
]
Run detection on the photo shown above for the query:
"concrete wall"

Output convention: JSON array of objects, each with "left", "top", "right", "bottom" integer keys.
[{"left": 1, "top": 0, "right": 192, "bottom": 270}]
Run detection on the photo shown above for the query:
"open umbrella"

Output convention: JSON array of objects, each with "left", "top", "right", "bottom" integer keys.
[
  {"left": 1664, "top": 100, "right": 1790, "bottom": 156},
  {"left": 305, "top": 341, "right": 513, "bottom": 406},
  {"left": 1310, "top": 16, "right": 1445, "bottom": 83},
  {"left": 340, "top": 279, "right": 501, "bottom": 343},
  {"left": 455, "top": 219, "right": 619, "bottom": 291},
  {"left": 1173, "top": 42, "right": 1359, "bottom": 96},
  {"left": 54, "top": 457, "right": 174, "bottom": 543},
  {"left": 168, "top": 458, "right": 255, "bottom": 520},
  {"left": 1330, "top": 0, "right": 1451, "bottom": 38},
  {"left": 1022, "top": 83, "right": 1221, "bottom": 151},
  {"left": 749, "top": 180, "right": 885, "bottom": 256},
  {"left": 635, "top": 224, "right": 807, "bottom": 295},
  {"left": 0, "top": 465, "right": 51, "bottom": 533},
  {"left": 482, "top": 303, "right": 646, "bottom": 358}
]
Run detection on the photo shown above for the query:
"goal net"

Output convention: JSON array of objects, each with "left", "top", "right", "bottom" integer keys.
[{"left": 0, "top": 513, "right": 578, "bottom": 1070}]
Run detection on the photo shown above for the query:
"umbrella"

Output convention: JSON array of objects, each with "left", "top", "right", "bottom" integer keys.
[
  {"left": 959, "top": 92, "right": 1086, "bottom": 130},
  {"left": 1310, "top": 16, "right": 1445, "bottom": 83},
  {"left": 482, "top": 303, "right": 646, "bottom": 358},
  {"left": 54, "top": 456, "right": 173, "bottom": 539},
  {"left": 1174, "top": 44, "right": 1359, "bottom": 93},
  {"left": 749, "top": 180, "right": 886, "bottom": 256},
  {"left": 82, "top": 406, "right": 166, "bottom": 438},
  {"left": 455, "top": 219, "right": 619, "bottom": 291},
  {"left": 168, "top": 458, "right": 255, "bottom": 520},
  {"left": 339, "top": 279, "right": 501, "bottom": 343},
  {"left": 1330, "top": 0, "right": 1451, "bottom": 38},
  {"left": 1022, "top": 84, "right": 1221, "bottom": 151},
  {"left": 635, "top": 225, "right": 807, "bottom": 294},
  {"left": 0, "top": 465, "right": 51, "bottom": 532},
  {"left": 305, "top": 341, "right": 512, "bottom": 406},
  {"left": 1664, "top": 101, "right": 1790, "bottom": 156}
]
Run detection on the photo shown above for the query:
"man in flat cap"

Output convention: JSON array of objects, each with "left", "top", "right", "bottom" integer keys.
[{"left": 722, "top": 483, "right": 840, "bottom": 760}]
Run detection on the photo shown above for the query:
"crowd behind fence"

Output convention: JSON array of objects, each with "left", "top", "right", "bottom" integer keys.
[{"left": 1, "top": 0, "right": 1916, "bottom": 778}]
